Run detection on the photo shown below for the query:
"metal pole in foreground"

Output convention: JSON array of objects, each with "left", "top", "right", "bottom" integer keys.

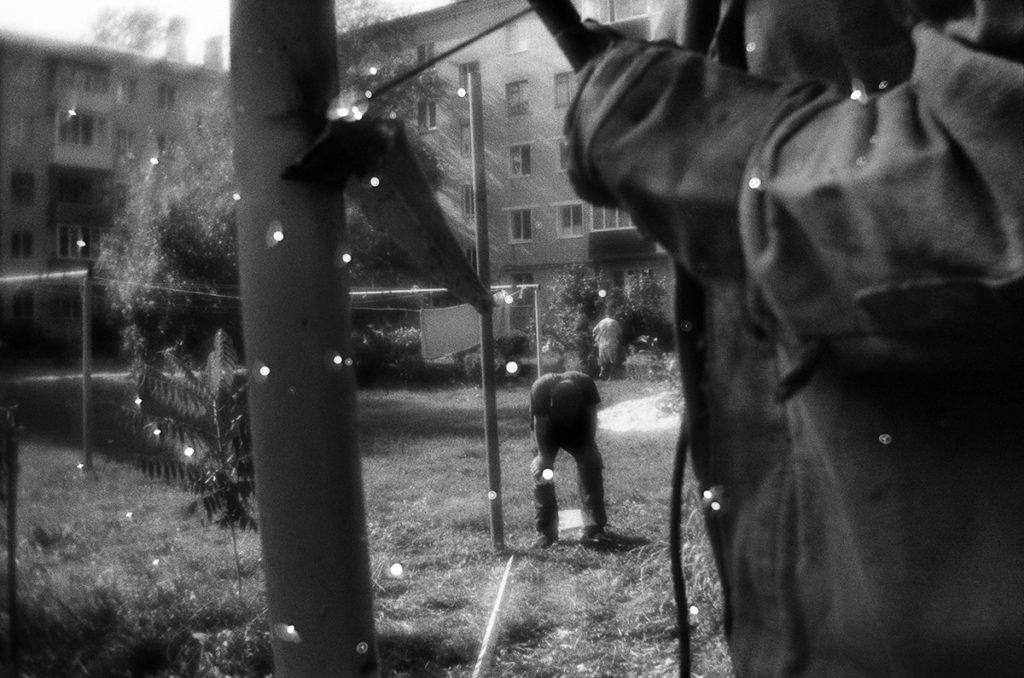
[
  {"left": 231, "top": 1, "right": 378, "bottom": 674},
  {"left": 533, "top": 284, "right": 543, "bottom": 378},
  {"left": 4, "top": 407, "right": 21, "bottom": 677},
  {"left": 469, "top": 64, "right": 505, "bottom": 550},
  {"left": 81, "top": 270, "right": 92, "bottom": 471}
]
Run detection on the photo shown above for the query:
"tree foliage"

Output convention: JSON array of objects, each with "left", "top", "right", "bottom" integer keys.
[
  {"left": 545, "top": 265, "right": 673, "bottom": 373},
  {"left": 128, "top": 329, "right": 254, "bottom": 593},
  {"left": 98, "top": 86, "right": 240, "bottom": 361},
  {"left": 91, "top": 9, "right": 167, "bottom": 54}
]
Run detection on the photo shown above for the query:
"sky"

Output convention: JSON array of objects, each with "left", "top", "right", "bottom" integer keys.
[{"left": 0, "top": 0, "right": 447, "bottom": 63}]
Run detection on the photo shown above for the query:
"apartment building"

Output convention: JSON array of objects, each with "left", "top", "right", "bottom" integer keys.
[
  {"left": 0, "top": 25, "right": 224, "bottom": 349},
  {"left": 359, "top": 0, "right": 672, "bottom": 301}
]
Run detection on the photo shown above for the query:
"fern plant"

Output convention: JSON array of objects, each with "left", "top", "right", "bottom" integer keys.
[{"left": 127, "top": 329, "right": 255, "bottom": 594}]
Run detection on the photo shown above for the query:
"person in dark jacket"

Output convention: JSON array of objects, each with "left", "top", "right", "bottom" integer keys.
[
  {"left": 529, "top": 371, "right": 610, "bottom": 548},
  {"left": 564, "top": 1, "right": 1023, "bottom": 676}
]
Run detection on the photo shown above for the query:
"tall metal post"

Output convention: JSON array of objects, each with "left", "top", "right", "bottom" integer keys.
[
  {"left": 81, "top": 270, "right": 92, "bottom": 471},
  {"left": 534, "top": 284, "right": 543, "bottom": 378},
  {"left": 469, "top": 65, "right": 505, "bottom": 550},
  {"left": 231, "top": 1, "right": 378, "bottom": 675}
]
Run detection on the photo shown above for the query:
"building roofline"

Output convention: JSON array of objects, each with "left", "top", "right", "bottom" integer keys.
[
  {"left": 355, "top": 0, "right": 523, "bottom": 33},
  {"left": 0, "top": 27, "right": 221, "bottom": 77}
]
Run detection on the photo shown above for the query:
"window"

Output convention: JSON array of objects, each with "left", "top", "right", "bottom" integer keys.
[
  {"left": 157, "top": 83, "right": 177, "bottom": 110},
  {"left": 510, "top": 209, "right": 533, "bottom": 242},
  {"left": 417, "top": 42, "right": 436, "bottom": 65},
  {"left": 596, "top": 0, "right": 649, "bottom": 21},
  {"left": 506, "top": 80, "right": 529, "bottom": 116},
  {"left": 59, "top": 225, "right": 100, "bottom": 259},
  {"left": 116, "top": 128, "right": 136, "bottom": 158},
  {"left": 115, "top": 77, "right": 137, "bottom": 104},
  {"left": 593, "top": 207, "right": 635, "bottom": 231},
  {"left": 56, "top": 292, "right": 83, "bottom": 319},
  {"left": 558, "top": 139, "right": 570, "bottom": 171},
  {"left": 11, "top": 172, "right": 35, "bottom": 205},
  {"left": 58, "top": 111, "right": 108, "bottom": 148},
  {"left": 510, "top": 144, "right": 531, "bottom": 176},
  {"left": 11, "top": 231, "right": 33, "bottom": 259},
  {"left": 558, "top": 203, "right": 585, "bottom": 237},
  {"left": 462, "top": 184, "right": 475, "bottom": 218},
  {"left": 81, "top": 70, "right": 110, "bottom": 93},
  {"left": 459, "top": 122, "right": 472, "bottom": 157},
  {"left": 417, "top": 100, "right": 437, "bottom": 130},
  {"left": 12, "top": 290, "right": 34, "bottom": 320},
  {"left": 554, "top": 72, "right": 575, "bottom": 108},
  {"left": 505, "top": 20, "right": 528, "bottom": 53}
]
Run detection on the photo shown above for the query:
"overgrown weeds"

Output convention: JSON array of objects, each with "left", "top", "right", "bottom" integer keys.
[{"left": 1, "top": 377, "right": 732, "bottom": 677}]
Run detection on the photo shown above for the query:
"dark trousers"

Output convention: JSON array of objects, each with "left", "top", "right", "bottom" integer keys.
[{"left": 532, "top": 438, "right": 606, "bottom": 538}]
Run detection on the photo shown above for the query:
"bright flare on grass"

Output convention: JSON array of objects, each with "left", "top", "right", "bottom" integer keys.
[
  {"left": 389, "top": 563, "right": 404, "bottom": 577},
  {"left": 542, "top": 468, "right": 554, "bottom": 481}
]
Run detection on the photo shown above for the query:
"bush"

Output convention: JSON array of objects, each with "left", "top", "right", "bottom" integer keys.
[{"left": 353, "top": 325, "right": 424, "bottom": 385}]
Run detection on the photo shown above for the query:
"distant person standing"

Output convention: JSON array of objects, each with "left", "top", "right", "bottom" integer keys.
[
  {"left": 529, "top": 371, "right": 610, "bottom": 548},
  {"left": 592, "top": 312, "right": 623, "bottom": 380}
]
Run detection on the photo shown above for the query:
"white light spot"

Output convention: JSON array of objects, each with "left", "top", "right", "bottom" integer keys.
[
  {"left": 67, "top": 108, "right": 77, "bottom": 117},
  {"left": 369, "top": 66, "right": 378, "bottom": 76},
  {"left": 275, "top": 623, "right": 302, "bottom": 643},
  {"left": 152, "top": 558, "right": 160, "bottom": 566},
  {"left": 153, "top": 428, "right": 161, "bottom": 437},
  {"left": 389, "top": 111, "right": 397, "bottom": 120},
  {"left": 745, "top": 42, "right": 756, "bottom": 53},
  {"left": 504, "top": 294, "right": 514, "bottom": 305},
  {"left": 688, "top": 605, "right": 699, "bottom": 616},
  {"left": 75, "top": 238, "right": 87, "bottom": 249},
  {"left": 258, "top": 365, "right": 271, "bottom": 378},
  {"left": 266, "top": 220, "right": 285, "bottom": 247},
  {"left": 126, "top": 511, "right": 133, "bottom": 519},
  {"left": 702, "top": 489, "right": 713, "bottom": 500},
  {"left": 879, "top": 433, "right": 893, "bottom": 446},
  {"left": 487, "top": 490, "right": 498, "bottom": 500},
  {"left": 748, "top": 176, "right": 763, "bottom": 190},
  {"left": 457, "top": 87, "right": 467, "bottom": 98},
  {"left": 332, "top": 354, "right": 344, "bottom": 365},
  {"left": 505, "top": 361, "right": 519, "bottom": 375},
  {"left": 344, "top": 358, "right": 354, "bottom": 367},
  {"left": 149, "top": 157, "right": 159, "bottom": 165},
  {"left": 369, "top": 176, "right": 380, "bottom": 187},
  {"left": 356, "top": 641, "right": 369, "bottom": 655},
  {"left": 878, "top": 80, "right": 889, "bottom": 90},
  {"left": 134, "top": 397, "right": 143, "bottom": 406},
  {"left": 341, "top": 252, "right": 352, "bottom": 264},
  {"left": 710, "top": 501, "right": 722, "bottom": 512},
  {"left": 542, "top": 468, "right": 554, "bottom": 481},
  {"left": 77, "top": 463, "right": 85, "bottom": 470},
  {"left": 232, "top": 192, "right": 241, "bottom": 201},
  {"left": 597, "top": 289, "right": 607, "bottom": 298},
  {"left": 389, "top": 562, "right": 404, "bottom": 577},
  {"left": 364, "top": 90, "right": 372, "bottom": 99},
  {"left": 183, "top": 446, "right": 195, "bottom": 457},
  {"left": 253, "top": 362, "right": 271, "bottom": 383}
]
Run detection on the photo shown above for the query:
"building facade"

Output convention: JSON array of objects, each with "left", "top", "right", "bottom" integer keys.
[
  {"left": 359, "top": 0, "right": 672, "bottom": 304},
  {"left": 0, "top": 27, "right": 224, "bottom": 349}
]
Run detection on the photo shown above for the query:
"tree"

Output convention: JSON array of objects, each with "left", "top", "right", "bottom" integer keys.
[
  {"left": 91, "top": 8, "right": 167, "bottom": 55},
  {"left": 546, "top": 264, "right": 603, "bottom": 373},
  {"left": 97, "top": 86, "right": 240, "bottom": 361},
  {"left": 130, "top": 329, "right": 255, "bottom": 595}
]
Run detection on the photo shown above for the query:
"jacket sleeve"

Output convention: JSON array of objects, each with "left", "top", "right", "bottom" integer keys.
[{"left": 566, "top": 8, "right": 1024, "bottom": 369}]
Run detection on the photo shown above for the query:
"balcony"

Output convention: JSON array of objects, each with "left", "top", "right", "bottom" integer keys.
[{"left": 588, "top": 227, "right": 657, "bottom": 261}]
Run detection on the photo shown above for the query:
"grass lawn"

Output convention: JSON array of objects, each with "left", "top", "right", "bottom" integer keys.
[{"left": 0, "top": 370, "right": 732, "bottom": 677}]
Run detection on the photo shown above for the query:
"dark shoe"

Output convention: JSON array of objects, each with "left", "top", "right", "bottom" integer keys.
[{"left": 532, "top": 534, "right": 558, "bottom": 549}]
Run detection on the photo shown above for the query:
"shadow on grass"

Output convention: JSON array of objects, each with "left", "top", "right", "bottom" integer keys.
[{"left": 377, "top": 627, "right": 477, "bottom": 676}]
